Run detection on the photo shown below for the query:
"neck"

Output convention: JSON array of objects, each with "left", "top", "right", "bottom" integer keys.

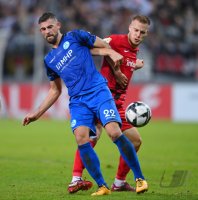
[
  {"left": 52, "top": 33, "right": 63, "bottom": 48},
  {"left": 127, "top": 33, "right": 137, "bottom": 49}
]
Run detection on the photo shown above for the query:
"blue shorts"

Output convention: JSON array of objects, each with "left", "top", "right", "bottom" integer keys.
[{"left": 69, "top": 85, "right": 122, "bottom": 134}]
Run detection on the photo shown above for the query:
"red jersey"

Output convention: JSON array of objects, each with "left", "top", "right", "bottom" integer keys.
[
  {"left": 101, "top": 34, "right": 138, "bottom": 95},
  {"left": 100, "top": 34, "right": 139, "bottom": 131}
]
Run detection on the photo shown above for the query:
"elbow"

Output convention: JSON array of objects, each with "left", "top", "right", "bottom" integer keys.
[
  {"left": 56, "top": 88, "right": 62, "bottom": 97},
  {"left": 52, "top": 87, "right": 62, "bottom": 99}
]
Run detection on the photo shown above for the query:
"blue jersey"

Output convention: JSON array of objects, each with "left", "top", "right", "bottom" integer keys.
[{"left": 44, "top": 29, "right": 107, "bottom": 97}]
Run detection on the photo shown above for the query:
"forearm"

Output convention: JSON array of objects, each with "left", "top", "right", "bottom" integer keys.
[
  {"left": 23, "top": 79, "right": 62, "bottom": 126},
  {"left": 34, "top": 88, "right": 61, "bottom": 119},
  {"left": 34, "top": 78, "right": 62, "bottom": 119},
  {"left": 91, "top": 48, "right": 123, "bottom": 70},
  {"left": 92, "top": 36, "right": 123, "bottom": 70},
  {"left": 93, "top": 36, "right": 111, "bottom": 49},
  {"left": 91, "top": 48, "right": 116, "bottom": 56}
]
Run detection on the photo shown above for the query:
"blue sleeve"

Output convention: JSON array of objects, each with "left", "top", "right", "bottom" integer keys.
[
  {"left": 44, "top": 61, "right": 60, "bottom": 81},
  {"left": 71, "top": 29, "right": 96, "bottom": 48}
]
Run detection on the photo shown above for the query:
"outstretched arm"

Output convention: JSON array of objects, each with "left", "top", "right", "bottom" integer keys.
[
  {"left": 91, "top": 37, "right": 128, "bottom": 88},
  {"left": 22, "top": 78, "right": 62, "bottom": 126},
  {"left": 91, "top": 36, "right": 123, "bottom": 68}
]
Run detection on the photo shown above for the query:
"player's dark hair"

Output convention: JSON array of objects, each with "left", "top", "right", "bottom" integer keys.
[
  {"left": 38, "top": 12, "right": 57, "bottom": 24},
  {"left": 132, "top": 15, "right": 151, "bottom": 25}
]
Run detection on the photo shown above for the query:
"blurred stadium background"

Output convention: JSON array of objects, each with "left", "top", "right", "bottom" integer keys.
[{"left": 0, "top": 0, "right": 198, "bottom": 122}]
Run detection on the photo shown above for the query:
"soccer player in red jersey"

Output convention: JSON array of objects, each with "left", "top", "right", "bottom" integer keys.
[{"left": 68, "top": 15, "right": 150, "bottom": 193}]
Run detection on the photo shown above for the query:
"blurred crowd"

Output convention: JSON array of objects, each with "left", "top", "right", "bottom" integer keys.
[{"left": 0, "top": 0, "right": 198, "bottom": 82}]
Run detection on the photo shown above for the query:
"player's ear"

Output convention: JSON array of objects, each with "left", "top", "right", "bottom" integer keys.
[
  {"left": 57, "top": 21, "right": 61, "bottom": 29},
  {"left": 144, "top": 30, "right": 148, "bottom": 37},
  {"left": 128, "top": 23, "right": 132, "bottom": 32}
]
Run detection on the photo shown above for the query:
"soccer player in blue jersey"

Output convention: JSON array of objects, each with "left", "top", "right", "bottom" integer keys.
[{"left": 22, "top": 12, "right": 148, "bottom": 196}]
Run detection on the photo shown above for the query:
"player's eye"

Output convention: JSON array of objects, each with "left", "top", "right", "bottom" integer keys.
[
  {"left": 141, "top": 31, "right": 146, "bottom": 35},
  {"left": 40, "top": 27, "right": 46, "bottom": 31}
]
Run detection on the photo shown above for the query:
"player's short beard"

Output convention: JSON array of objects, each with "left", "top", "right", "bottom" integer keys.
[{"left": 46, "top": 33, "right": 58, "bottom": 45}]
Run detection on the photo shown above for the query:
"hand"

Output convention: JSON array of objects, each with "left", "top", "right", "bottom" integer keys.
[
  {"left": 103, "top": 37, "right": 122, "bottom": 66},
  {"left": 22, "top": 113, "right": 38, "bottom": 126},
  {"left": 135, "top": 59, "right": 144, "bottom": 70},
  {"left": 114, "top": 70, "right": 128, "bottom": 89},
  {"left": 107, "top": 50, "right": 123, "bottom": 69}
]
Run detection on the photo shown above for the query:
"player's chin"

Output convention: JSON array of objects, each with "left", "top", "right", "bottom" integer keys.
[
  {"left": 46, "top": 37, "right": 55, "bottom": 44},
  {"left": 134, "top": 41, "right": 141, "bottom": 46},
  {"left": 132, "top": 41, "right": 140, "bottom": 47}
]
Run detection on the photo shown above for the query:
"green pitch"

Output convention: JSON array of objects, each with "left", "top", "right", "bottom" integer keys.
[{"left": 0, "top": 119, "right": 198, "bottom": 200}]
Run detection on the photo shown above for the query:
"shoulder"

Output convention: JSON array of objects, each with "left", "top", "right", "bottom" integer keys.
[
  {"left": 109, "top": 34, "right": 126, "bottom": 40},
  {"left": 67, "top": 29, "right": 95, "bottom": 42},
  {"left": 108, "top": 34, "right": 127, "bottom": 45},
  {"left": 105, "top": 34, "right": 126, "bottom": 50},
  {"left": 67, "top": 29, "right": 92, "bottom": 37}
]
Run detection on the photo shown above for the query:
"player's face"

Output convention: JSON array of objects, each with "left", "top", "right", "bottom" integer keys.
[
  {"left": 39, "top": 18, "right": 61, "bottom": 45},
  {"left": 128, "top": 20, "right": 148, "bottom": 48}
]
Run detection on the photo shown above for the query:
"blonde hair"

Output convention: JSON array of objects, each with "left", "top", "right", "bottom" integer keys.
[{"left": 132, "top": 15, "right": 150, "bottom": 25}]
